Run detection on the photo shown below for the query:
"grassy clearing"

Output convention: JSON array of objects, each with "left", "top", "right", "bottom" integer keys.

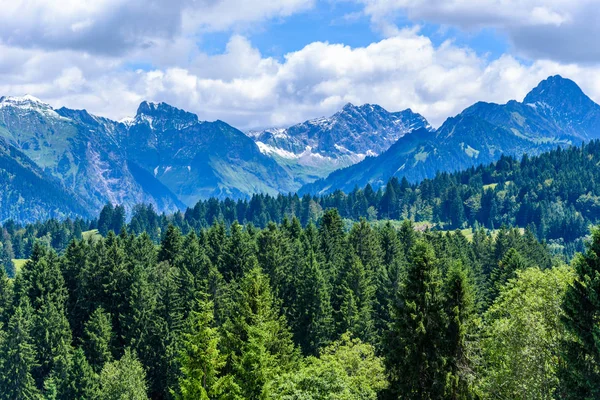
[
  {"left": 82, "top": 229, "right": 102, "bottom": 242},
  {"left": 12, "top": 259, "right": 28, "bottom": 274}
]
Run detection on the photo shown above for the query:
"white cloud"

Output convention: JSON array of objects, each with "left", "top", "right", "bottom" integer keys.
[
  {"left": 0, "top": 0, "right": 314, "bottom": 55},
  {"left": 2, "top": 29, "right": 600, "bottom": 132},
  {"left": 351, "top": 0, "right": 600, "bottom": 63}
]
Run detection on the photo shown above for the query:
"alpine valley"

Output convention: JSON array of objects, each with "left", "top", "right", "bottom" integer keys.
[{"left": 1, "top": 75, "right": 599, "bottom": 222}]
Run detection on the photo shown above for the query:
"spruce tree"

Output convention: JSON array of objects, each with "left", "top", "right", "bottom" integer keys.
[
  {"left": 174, "top": 301, "right": 239, "bottom": 400},
  {"left": 0, "top": 302, "right": 42, "bottom": 400},
  {"left": 443, "top": 262, "right": 477, "bottom": 399},
  {"left": 334, "top": 251, "right": 375, "bottom": 343},
  {"left": 385, "top": 240, "right": 447, "bottom": 399},
  {"left": 83, "top": 307, "right": 114, "bottom": 372},
  {"left": 221, "top": 266, "right": 298, "bottom": 399},
  {"left": 559, "top": 227, "right": 600, "bottom": 399},
  {"left": 292, "top": 247, "right": 334, "bottom": 355}
]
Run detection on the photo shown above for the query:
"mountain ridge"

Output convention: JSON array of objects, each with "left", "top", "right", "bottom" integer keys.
[{"left": 300, "top": 75, "right": 599, "bottom": 195}]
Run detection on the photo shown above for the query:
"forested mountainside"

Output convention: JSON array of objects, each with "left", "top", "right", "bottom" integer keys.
[
  {"left": 0, "top": 96, "right": 293, "bottom": 221},
  {"left": 90, "top": 140, "right": 600, "bottom": 258},
  {"left": 0, "top": 138, "right": 90, "bottom": 222},
  {"left": 3, "top": 75, "right": 600, "bottom": 223},
  {"left": 2, "top": 207, "right": 599, "bottom": 399},
  {"left": 302, "top": 75, "right": 600, "bottom": 194}
]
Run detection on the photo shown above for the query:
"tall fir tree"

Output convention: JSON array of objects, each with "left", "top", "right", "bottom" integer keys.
[
  {"left": 443, "top": 262, "right": 477, "bottom": 399},
  {"left": 0, "top": 302, "right": 42, "bottom": 400},
  {"left": 385, "top": 240, "right": 447, "bottom": 399},
  {"left": 83, "top": 307, "right": 114, "bottom": 373}
]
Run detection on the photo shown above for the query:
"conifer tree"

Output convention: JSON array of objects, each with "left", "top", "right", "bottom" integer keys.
[
  {"left": 56, "top": 348, "right": 100, "bottom": 400},
  {"left": 559, "top": 227, "right": 600, "bottom": 398},
  {"left": 158, "top": 224, "right": 183, "bottom": 265},
  {"left": 385, "top": 240, "right": 447, "bottom": 399},
  {"left": 488, "top": 248, "right": 526, "bottom": 304},
  {"left": 0, "top": 302, "right": 42, "bottom": 400},
  {"left": 83, "top": 307, "right": 114, "bottom": 373},
  {"left": 334, "top": 252, "right": 375, "bottom": 343},
  {"left": 319, "top": 209, "right": 346, "bottom": 284},
  {"left": 222, "top": 222, "right": 256, "bottom": 282},
  {"left": 292, "top": 247, "right": 334, "bottom": 355},
  {"left": 221, "top": 266, "right": 298, "bottom": 399},
  {"left": 174, "top": 301, "right": 239, "bottom": 400},
  {"left": 443, "top": 262, "right": 477, "bottom": 399}
]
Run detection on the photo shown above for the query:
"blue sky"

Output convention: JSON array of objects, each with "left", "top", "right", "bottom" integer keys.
[{"left": 0, "top": 0, "right": 598, "bottom": 129}]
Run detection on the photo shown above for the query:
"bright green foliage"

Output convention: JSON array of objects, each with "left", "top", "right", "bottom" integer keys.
[
  {"left": 99, "top": 348, "right": 148, "bottom": 400},
  {"left": 270, "top": 333, "right": 388, "bottom": 399},
  {"left": 559, "top": 227, "right": 600, "bottom": 399},
  {"left": 0, "top": 303, "right": 42, "bottom": 400},
  {"left": 174, "top": 301, "right": 239, "bottom": 400},
  {"left": 221, "top": 266, "right": 298, "bottom": 399},
  {"left": 83, "top": 307, "right": 114, "bottom": 372},
  {"left": 480, "top": 266, "right": 573, "bottom": 399},
  {"left": 385, "top": 240, "right": 447, "bottom": 399}
]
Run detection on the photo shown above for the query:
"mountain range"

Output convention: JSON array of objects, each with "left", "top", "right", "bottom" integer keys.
[
  {"left": 0, "top": 75, "right": 598, "bottom": 222},
  {"left": 300, "top": 75, "right": 600, "bottom": 194}
]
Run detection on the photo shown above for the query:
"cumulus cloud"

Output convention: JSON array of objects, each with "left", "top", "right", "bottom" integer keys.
[
  {"left": 352, "top": 0, "right": 600, "bottom": 63},
  {"left": 3, "top": 28, "right": 600, "bottom": 131},
  {"left": 0, "top": 0, "right": 314, "bottom": 55}
]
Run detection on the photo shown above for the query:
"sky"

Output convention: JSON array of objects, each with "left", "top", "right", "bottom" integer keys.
[{"left": 1, "top": 0, "right": 600, "bottom": 130}]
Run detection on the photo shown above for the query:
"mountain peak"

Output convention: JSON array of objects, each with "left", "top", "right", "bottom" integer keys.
[
  {"left": 0, "top": 94, "right": 52, "bottom": 110},
  {"left": 523, "top": 75, "right": 590, "bottom": 107},
  {"left": 134, "top": 101, "right": 198, "bottom": 130}
]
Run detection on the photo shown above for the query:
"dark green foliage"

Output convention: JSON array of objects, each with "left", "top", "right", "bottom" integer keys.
[
  {"left": 2, "top": 200, "right": 590, "bottom": 400},
  {"left": 443, "top": 262, "right": 477, "bottom": 399},
  {"left": 559, "top": 228, "right": 600, "bottom": 399},
  {"left": 385, "top": 240, "right": 447, "bottom": 399},
  {"left": 0, "top": 302, "right": 42, "bottom": 400},
  {"left": 83, "top": 307, "right": 114, "bottom": 372}
]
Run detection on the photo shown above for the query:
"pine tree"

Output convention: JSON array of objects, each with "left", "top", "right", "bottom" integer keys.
[
  {"left": 443, "top": 262, "right": 477, "bottom": 399},
  {"left": 385, "top": 240, "right": 447, "bottom": 399},
  {"left": 56, "top": 348, "right": 100, "bottom": 400},
  {"left": 221, "top": 266, "right": 298, "bottom": 399},
  {"left": 0, "top": 265, "right": 12, "bottom": 325},
  {"left": 0, "top": 302, "right": 42, "bottom": 400},
  {"left": 83, "top": 307, "right": 114, "bottom": 372},
  {"left": 488, "top": 248, "right": 526, "bottom": 305},
  {"left": 174, "top": 301, "right": 239, "bottom": 400},
  {"left": 334, "top": 251, "right": 375, "bottom": 343},
  {"left": 158, "top": 224, "right": 183, "bottom": 265},
  {"left": 292, "top": 247, "right": 334, "bottom": 355},
  {"left": 558, "top": 227, "right": 600, "bottom": 399},
  {"left": 319, "top": 209, "right": 346, "bottom": 285},
  {"left": 222, "top": 222, "right": 256, "bottom": 282}
]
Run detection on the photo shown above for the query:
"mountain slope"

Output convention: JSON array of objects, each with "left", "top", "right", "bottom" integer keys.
[
  {"left": 248, "top": 103, "right": 431, "bottom": 184},
  {"left": 0, "top": 137, "right": 90, "bottom": 222},
  {"left": 120, "top": 102, "right": 296, "bottom": 205},
  {"left": 0, "top": 96, "right": 184, "bottom": 214},
  {"left": 300, "top": 75, "right": 598, "bottom": 195}
]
